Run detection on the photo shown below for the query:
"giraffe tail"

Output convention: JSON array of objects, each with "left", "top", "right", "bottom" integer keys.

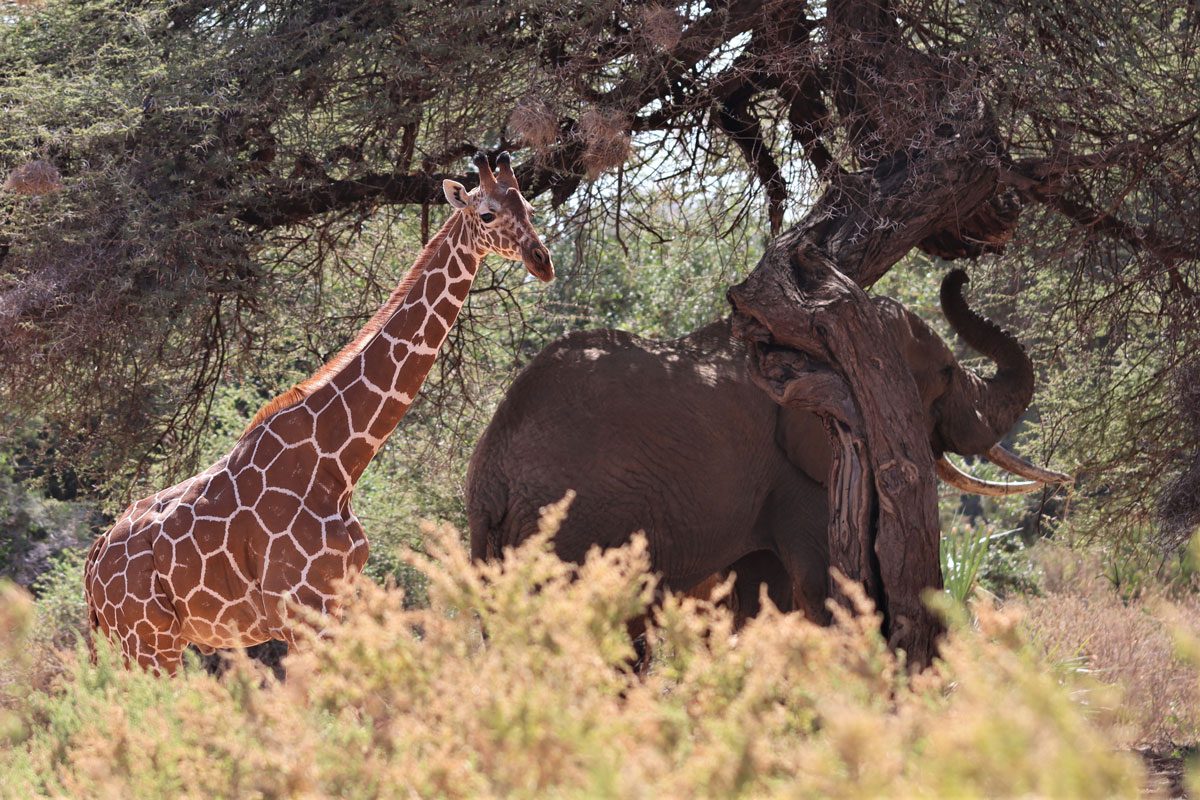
[{"left": 82, "top": 535, "right": 105, "bottom": 633}]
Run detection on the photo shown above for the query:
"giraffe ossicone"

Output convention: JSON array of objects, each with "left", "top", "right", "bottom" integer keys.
[{"left": 84, "top": 152, "right": 553, "bottom": 673}]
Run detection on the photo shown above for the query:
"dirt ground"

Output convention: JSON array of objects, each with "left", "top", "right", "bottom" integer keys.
[{"left": 1141, "top": 748, "right": 1194, "bottom": 798}]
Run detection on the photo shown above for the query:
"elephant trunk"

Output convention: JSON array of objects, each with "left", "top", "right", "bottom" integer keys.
[{"left": 936, "top": 269, "right": 1035, "bottom": 455}]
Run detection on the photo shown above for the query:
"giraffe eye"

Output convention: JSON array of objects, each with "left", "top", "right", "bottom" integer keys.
[{"left": 479, "top": 211, "right": 496, "bottom": 223}]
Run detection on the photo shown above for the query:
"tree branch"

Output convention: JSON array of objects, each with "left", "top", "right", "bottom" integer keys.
[
  {"left": 228, "top": 3, "right": 774, "bottom": 232},
  {"left": 1000, "top": 141, "right": 1200, "bottom": 275},
  {"left": 714, "top": 78, "right": 788, "bottom": 234},
  {"left": 602, "top": 0, "right": 767, "bottom": 111},
  {"left": 234, "top": 140, "right": 588, "bottom": 230},
  {"left": 1043, "top": 191, "right": 1200, "bottom": 264}
]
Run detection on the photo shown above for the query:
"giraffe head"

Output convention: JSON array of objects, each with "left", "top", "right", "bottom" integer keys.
[{"left": 443, "top": 152, "right": 554, "bottom": 282}]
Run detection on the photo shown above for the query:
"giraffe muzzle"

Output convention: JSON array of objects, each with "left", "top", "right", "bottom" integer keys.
[{"left": 523, "top": 244, "right": 555, "bottom": 283}]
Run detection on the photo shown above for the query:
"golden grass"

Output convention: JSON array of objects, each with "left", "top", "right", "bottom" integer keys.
[
  {"left": 1022, "top": 547, "right": 1200, "bottom": 748},
  {"left": 0, "top": 513, "right": 1151, "bottom": 798}
]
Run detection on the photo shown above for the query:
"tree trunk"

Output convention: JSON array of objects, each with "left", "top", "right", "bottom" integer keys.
[
  {"left": 726, "top": 0, "right": 1024, "bottom": 668},
  {"left": 730, "top": 242, "right": 945, "bottom": 666}
]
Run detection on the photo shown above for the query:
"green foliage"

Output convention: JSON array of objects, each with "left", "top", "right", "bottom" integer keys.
[
  {"left": 999, "top": 256, "right": 1192, "bottom": 551},
  {"left": 940, "top": 521, "right": 996, "bottom": 604},
  {"left": 1092, "top": 524, "right": 1200, "bottom": 602},
  {"left": 0, "top": 0, "right": 633, "bottom": 479},
  {"left": 936, "top": 522, "right": 1032, "bottom": 604},
  {"left": 541, "top": 185, "right": 764, "bottom": 341},
  {"left": 978, "top": 530, "right": 1042, "bottom": 598},
  {"left": 0, "top": 446, "right": 96, "bottom": 588},
  {"left": 0, "top": 521, "right": 1146, "bottom": 798},
  {"left": 29, "top": 548, "right": 87, "bottom": 653}
]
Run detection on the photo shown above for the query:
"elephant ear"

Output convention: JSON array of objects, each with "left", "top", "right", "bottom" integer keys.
[{"left": 776, "top": 407, "right": 834, "bottom": 485}]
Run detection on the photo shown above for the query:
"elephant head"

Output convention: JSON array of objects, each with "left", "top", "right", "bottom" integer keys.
[
  {"left": 755, "top": 268, "right": 1069, "bottom": 493},
  {"left": 927, "top": 269, "right": 1032, "bottom": 456},
  {"left": 911, "top": 270, "right": 1069, "bottom": 490}
]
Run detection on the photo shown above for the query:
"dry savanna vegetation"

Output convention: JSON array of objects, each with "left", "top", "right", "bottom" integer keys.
[
  {"left": 1, "top": 0, "right": 1199, "bottom": 796},
  {"left": 0, "top": 505, "right": 1179, "bottom": 799}
]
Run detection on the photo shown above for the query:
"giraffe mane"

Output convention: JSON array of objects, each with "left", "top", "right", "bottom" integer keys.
[{"left": 242, "top": 219, "right": 457, "bottom": 436}]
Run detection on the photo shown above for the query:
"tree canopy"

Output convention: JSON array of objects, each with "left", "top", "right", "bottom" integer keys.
[{"left": 1, "top": 1, "right": 1198, "bottom": 653}]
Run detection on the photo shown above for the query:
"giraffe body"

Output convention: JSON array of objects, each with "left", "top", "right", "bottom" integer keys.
[{"left": 86, "top": 154, "right": 551, "bottom": 672}]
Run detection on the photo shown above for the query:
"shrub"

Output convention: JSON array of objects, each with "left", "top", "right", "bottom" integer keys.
[
  {"left": 0, "top": 512, "right": 1146, "bottom": 798},
  {"left": 0, "top": 464, "right": 97, "bottom": 589},
  {"left": 1022, "top": 547, "right": 1200, "bottom": 749},
  {"left": 29, "top": 547, "right": 88, "bottom": 653},
  {"left": 940, "top": 520, "right": 992, "bottom": 604}
]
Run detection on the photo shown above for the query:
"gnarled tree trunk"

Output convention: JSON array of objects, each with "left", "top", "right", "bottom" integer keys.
[{"left": 726, "top": 0, "right": 1023, "bottom": 668}]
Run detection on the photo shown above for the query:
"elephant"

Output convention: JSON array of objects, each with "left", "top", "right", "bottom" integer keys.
[{"left": 466, "top": 270, "right": 1066, "bottom": 626}]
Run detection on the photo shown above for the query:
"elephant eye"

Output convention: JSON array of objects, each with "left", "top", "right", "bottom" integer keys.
[{"left": 479, "top": 211, "right": 496, "bottom": 223}]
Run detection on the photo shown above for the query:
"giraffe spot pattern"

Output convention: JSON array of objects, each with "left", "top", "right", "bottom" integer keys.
[{"left": 84, "top": 191, "right": 548, "bottom": 672}]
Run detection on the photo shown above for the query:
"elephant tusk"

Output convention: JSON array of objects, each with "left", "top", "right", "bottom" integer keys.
[
  {"left": 985, "top": 444, "right": 1073, "bottom": 485},
  {"left": 936, "top": 456, "right": 1045, "bottom": 496}
]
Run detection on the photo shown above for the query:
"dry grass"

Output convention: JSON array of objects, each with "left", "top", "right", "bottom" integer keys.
[
  {"left": 0, "top": 514, "right": 1150, "bottom": 798},
  {"left": 1022, "top": 547, "right": 1200, "bottom": 748}
]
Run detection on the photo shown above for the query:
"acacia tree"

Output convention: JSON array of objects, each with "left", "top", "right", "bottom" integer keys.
[{"left": 2, "top": 1, "right": 1198, "bottom": 660}]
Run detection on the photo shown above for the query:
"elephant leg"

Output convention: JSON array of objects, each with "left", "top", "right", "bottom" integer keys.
[
  {"left": 626, "top": 570, "right": 747, "bottom": 676},
  {"left": 760, "top": 476, "right": 831, "bottom": 625},
  {"left": 726, "top": 550, "right": 794, "bottom": 627},
  {"left": 626, "top": 615, "right": 650, "bottom": 675},
  {"left": 674, "top": 552, "right": 795, "bottom": 629}
]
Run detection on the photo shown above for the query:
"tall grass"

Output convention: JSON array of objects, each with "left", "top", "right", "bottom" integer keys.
[
  {"left": 1022, "top": 544, "right": 1200, "bottom": 749},
  {"left": 0, "top": 510, "right": 1149, "bottom": 797}
]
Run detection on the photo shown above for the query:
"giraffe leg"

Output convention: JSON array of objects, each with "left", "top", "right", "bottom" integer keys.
[
  {"left": 86, "top": 527, "right": 187, "bottom": 675},
  {"left": 119, "top": 586, "right": 187, "bottom": 675},
  {"left": 259, "top": 516, "right": 368, "bottom": 644}
]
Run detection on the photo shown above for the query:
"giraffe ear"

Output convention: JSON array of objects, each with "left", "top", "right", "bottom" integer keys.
[{"left": 443, "top": 179, "right": 469, "bottom": 209}]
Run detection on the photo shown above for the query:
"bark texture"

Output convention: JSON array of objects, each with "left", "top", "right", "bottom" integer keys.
[
  {"left": 726, "top": 0, "right": 1025, "bottom": 667},
  {"left": 730, "top": 244, "right": 944, "bottom": 665}
]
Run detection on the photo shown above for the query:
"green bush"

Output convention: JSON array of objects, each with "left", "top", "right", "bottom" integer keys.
[
  {"left": 29, "top": 547, "right": 88, "bottom": 653},
  {"left": 940, "top": 521, "right": 993, "bottom": 604}
]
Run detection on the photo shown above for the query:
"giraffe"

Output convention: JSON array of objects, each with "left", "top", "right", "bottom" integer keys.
[{"left": 84, "top": 152, "right": 553, "bottom": 673}]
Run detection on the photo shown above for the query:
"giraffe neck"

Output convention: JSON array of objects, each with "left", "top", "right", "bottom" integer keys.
[{"left": 295, "top": 212, "right": 481, "bottom": 489}]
